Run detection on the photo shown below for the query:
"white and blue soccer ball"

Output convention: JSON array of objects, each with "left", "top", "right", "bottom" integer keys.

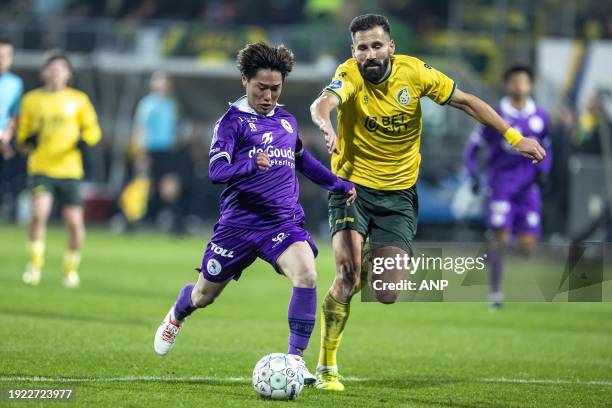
[{"left": 252, "top": 353, "right": 304, "bottom": 400}]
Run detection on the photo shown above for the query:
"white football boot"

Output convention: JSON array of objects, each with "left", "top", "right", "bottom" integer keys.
[
  {"left": 22, "top": 263, "right": 42, "bottom": 286},
  {"left": 289, "top": 354, "right": 317, "bottom": 386},
  {"left": 154, "top": 306, "right": 182, "bottom": 355},
  {"left": 62, "top": 271, "right": 80, "bottom": 289}
]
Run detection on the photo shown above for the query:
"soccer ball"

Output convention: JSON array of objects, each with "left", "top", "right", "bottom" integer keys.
[{"left": 252, "top": 353, "right": 304, "bottom": 400}]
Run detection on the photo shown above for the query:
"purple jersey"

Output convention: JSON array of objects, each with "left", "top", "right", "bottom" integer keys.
[
  {"left": 464, "top": 97, "right": 552, "bottom": 196},
  {"left": 209, "top": 96, "right": 305, "bottom": 229}
]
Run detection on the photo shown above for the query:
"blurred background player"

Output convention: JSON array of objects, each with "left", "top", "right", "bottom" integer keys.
[
  {"left": 153, "top": 42, "right": 355, "bottom": 384},
  {"left": 310, "top": 14, "right": 546, "bottom": 391},
  {"left": 131, "top": 71, "right": 181, "bottom": 232},
  {"left": 18, "top": 51, "right": 102, "bottom": 288},
  {"left": 464, "top": 64, "right": 552, "bottom": 308},
  {"left": 0, "top": 38, "right": 24, "bottom": 221}
]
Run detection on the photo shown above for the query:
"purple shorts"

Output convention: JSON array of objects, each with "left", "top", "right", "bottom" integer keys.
[
  {"left": 200, "top": 222, "right": 318, "bottom": 282},
  {"left": 487, "top": 185, "right": 541, "bottom": 236}
]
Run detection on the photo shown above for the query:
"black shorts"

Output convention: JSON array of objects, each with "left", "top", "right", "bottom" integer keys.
[{"left": 328, "top": 182, "right": 418, "bottom": 251}]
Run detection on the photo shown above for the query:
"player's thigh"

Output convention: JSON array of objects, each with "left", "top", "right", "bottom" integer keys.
[
  {"left": 29, "top": 178, "right": 54, "bottom": 223},
  {"left": 276, "top": 241, "right": 317, "bottom": 288}
]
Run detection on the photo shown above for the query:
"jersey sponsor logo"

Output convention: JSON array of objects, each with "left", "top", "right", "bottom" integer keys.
[
  {"left": 364, "top": 113, "right": 412, "bottom": 134},
  {"left": 397, "top": 87, "right": 410, "bottom": 106},
  {"left": 281, "top": 119, "right": 294, "bottom": 134},
  {"left": 210, "top": 242, "right": 235, "bottom": 258},
  {"left": 272, "top": 232, "right": 290, "bottom": 248},
  {"left": 262, "top": 131, "right": 273, "bottom": 146},
  {"left": 329, "top": 80, "right": 343, "bottom": 89},
  {"left": 206, "top": 259, "right": 222, "bottom": 276}
]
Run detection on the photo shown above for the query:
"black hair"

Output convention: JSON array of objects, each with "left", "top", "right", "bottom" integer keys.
[
  {"left": 236, "top": 42, "right": 294, "bottom": 80},
  {"left": 503, "top": 64, "right": 533, "bottom": 82},
  {"left": 0, "top": 37, "right": 13, "bottom": 47},
  {"left": 43, "top": 49, "right": 73, "bottom": 71},
  {"left": 349, "top": 14, "right": 391, "bottom": 37}
]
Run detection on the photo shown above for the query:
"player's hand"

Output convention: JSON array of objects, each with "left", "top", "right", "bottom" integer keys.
[
  {"left": 256, "top": 152, "right": 271, "bottom": 170},
  {"left": 319, "top": 122, "right": 340, "bottom": 155},
  {"left": 515, "top": 137, "right": 546, "bottom": 163},
  {"left": 345, "top": 186, "right": 356, "bottom": 206},
  {"left": 0, "top": 136, "right": 14, "bottom": 160},
  {"left": 335, "top": 180, "right": 356, "bottom": 206}
]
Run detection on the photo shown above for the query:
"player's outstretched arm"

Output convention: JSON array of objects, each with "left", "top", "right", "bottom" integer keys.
[
  {"left": 208, "top": 152, "right": 269, "bottom": 184},
  {"left": 310, "top": 92, "right": 341, "bottom": 155},
  {"left": 296, "top": 147, "right": 356, "bottom": 205},
  {"left": 449, "top": 89, "right": 546, "bottom": 163}
]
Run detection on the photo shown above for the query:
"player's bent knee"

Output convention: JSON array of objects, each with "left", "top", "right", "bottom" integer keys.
[
  {"left": 374, "top": 289, "right": 399, "bottom": 305},
  {"left": 293, "top": 269, "right": 317, "bottom": 288}
]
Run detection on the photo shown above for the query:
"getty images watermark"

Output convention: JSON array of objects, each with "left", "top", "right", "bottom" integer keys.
[{"left": 360, "top": 242, "right": 611, "bottom": 302}]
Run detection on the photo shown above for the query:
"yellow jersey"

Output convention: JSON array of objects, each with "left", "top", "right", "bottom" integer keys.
[
  {"left": 17, "top": 87, "right": 101, "bottom": 179},
  {"left": 324, "top": 55, "right": 455, "bottom": 190}
]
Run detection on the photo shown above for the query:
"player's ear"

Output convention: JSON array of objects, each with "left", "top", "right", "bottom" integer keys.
[
  {"left": 241, "top": 74, "right": 248, "bottom": 88},
  {"left": 351, "top": 43, "right": 356, "bottom": 59},
  {"left": 389, "top": 39, "right": 395, "bottom": 55}
]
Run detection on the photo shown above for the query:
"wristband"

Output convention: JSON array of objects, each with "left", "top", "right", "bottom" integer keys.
[{"left": 503, "top": 127, "right": 523, "bottom": 146}]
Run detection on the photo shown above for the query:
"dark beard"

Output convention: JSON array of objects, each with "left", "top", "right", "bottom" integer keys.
[{"left": 359, "top": 58, "right": 390, "bottom": 83}]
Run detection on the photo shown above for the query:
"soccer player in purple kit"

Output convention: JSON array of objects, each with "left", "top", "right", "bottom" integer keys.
[
  {"left": 464, "top": 64, "right": 551, "bottom": 308},
  {"left": 153, "top": 42, "right": 356, "bottom": 384}
]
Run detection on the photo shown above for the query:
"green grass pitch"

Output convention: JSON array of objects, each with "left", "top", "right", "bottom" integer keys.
[{"left": 1, "top": 224, "right": 611, "bottom": 407}]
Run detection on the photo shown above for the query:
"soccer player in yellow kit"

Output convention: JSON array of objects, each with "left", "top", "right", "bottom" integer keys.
[
  {"left": 18, "top": 52, "right": 101, "bottom": 288},
  {"left": 310, "top": 14, "right": 546, "bottom": 390}
]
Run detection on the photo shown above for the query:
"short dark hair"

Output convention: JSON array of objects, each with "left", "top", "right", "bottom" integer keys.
[
  {"left": 349, "top": 14, "right": 391, "bottom": 37},
  {"left": 236, "top": 42, "right": 294, "bottom": 81},
  {"left": 503, "top": 64, "right": 533, "bottom": 82},
  {"left": 43, "top": 49, "right": 73, "bottom": 72},
  {"left": 0, "top": 37, "right": 13, "bottom": 47}
]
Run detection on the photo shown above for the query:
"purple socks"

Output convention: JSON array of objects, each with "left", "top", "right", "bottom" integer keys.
[
  {"left": 287, "top": 287, "right": 316, "bottom": 356},
  {"left": 173, "top": 284, "right": 197, "bottom": 321}
]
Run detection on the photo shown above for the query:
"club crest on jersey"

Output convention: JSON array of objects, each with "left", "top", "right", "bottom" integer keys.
[
  {"left": 249, "top": 122, "right": 257, "bottom": 132},
  {"left": 261, "top": 132, "right": 273, "bottom": 146},
  {"left": 206, "top": 259, "right": 222, "bottom": 276},
  {"left": 281, "top": 119, "right": 294, "bottom": 133},
  {"left": 397, "top": 87, "right": 410, "bottom": 106}
]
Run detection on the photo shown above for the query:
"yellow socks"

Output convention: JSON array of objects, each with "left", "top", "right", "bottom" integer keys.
[
  {"left": 29, "top": 240, "right": 46, "bottom": 270},
  {"left": 63, "top": 250, "right": 81, "bottom": 275},
  {"left": 318, "top": 291, "right": 350, "bottom": 368}
]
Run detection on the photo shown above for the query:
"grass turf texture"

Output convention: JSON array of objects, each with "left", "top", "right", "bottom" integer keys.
[{"left": 0, "top": 224, "right": 611, "bottom": 407}]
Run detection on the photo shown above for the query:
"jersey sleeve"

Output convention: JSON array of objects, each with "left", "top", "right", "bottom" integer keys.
[
  {"left": 9, "top": 78, "right": 23, "bottom": 117},
  {"left": 78, "top": 93, "right": 102, "bottom": 146},
  {"left": 16, "top": 93, "right": 36, "bottom": 149},
  {"left": 322, "top": 63, "right": 358, "bottom": 104},
  {"left": 209, "top": 115, "right": 238, "bottom": 164},
  {"left": 418, "top": 60, "right": 456, "bottom": 105}
]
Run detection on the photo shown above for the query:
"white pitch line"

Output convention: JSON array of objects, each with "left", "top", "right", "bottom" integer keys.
[{"left": 0, "top": 376, "right": 611, "bottom": 387}]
